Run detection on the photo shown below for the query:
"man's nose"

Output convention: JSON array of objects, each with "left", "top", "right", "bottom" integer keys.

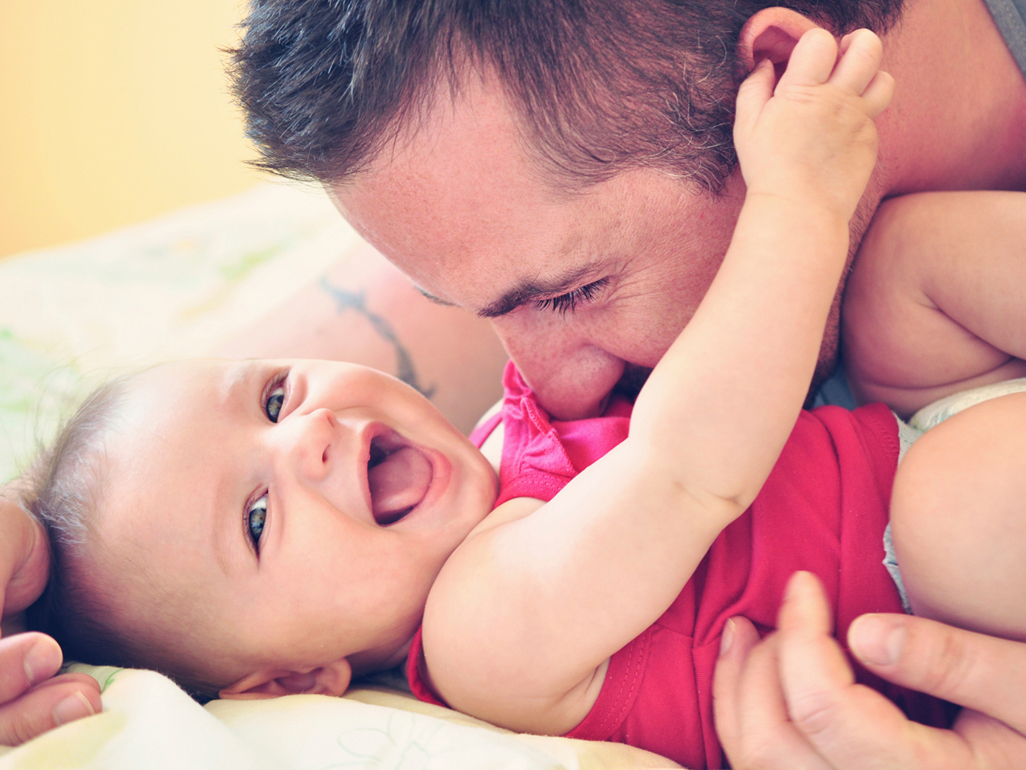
[
  {"left": 493, "top": 317, "right": 625, "bottom": 420},
  {"left": 275, "top": 407, "right": 339, "bottom": 481}
]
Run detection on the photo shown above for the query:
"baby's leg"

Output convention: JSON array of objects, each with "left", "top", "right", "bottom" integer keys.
[
  {"left": 890, "top": 392, "right": 1026, "bottom": 642},
  {"left": 843, "top": 190, "right": 1026, "bottom": 417}
]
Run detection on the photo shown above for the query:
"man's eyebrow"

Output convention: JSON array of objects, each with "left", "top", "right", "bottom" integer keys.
[{"left": 476, "top": 266, "right": 596, "bottom": 319}]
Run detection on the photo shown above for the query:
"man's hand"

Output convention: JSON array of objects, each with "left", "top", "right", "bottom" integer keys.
[
  {"left": 0, "top": 633, "right": 101, "bottom": 745},
  {"left": 713, "top": 571, "right": 1026, "bottom": 769},
  {"left": 0, "top": 496, "right": 101, "bottom": 745}
]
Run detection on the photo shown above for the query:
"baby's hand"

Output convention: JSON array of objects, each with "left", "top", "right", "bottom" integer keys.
[{"left": 734, "top": 28, "right": 894, "bottom": 222}]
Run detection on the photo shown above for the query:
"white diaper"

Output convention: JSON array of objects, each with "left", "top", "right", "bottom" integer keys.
[
  {"left": 884, "top": 377, "right": 1026, "bottom": 613},
  {"left": 908, "top": 377, "right": 1026, "bottom": 431}
]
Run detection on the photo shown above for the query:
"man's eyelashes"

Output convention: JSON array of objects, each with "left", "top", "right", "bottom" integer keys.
[{"left": 534, "top": 278, "right": 609, "bottom": 315}]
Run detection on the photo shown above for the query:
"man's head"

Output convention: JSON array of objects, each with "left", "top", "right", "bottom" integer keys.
[
  {"left": 232, "top": 0, "right": 904, "bottom": 418},
  {"left": 29, "top": 358, "right": 497, "bottom": 699}
]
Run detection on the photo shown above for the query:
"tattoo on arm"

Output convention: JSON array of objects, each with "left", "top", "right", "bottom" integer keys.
[{"left": 319, "top": 277, "right": 436, "bottom": 398}]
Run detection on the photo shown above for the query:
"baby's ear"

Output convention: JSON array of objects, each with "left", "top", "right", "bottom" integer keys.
[{"left": 219, "top": 659, "right": 352, "bottom": 700}]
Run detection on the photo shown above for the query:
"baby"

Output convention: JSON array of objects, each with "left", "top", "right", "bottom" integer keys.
[{"left": 14, "top": 29, "right": 1026, "bottom": 769}]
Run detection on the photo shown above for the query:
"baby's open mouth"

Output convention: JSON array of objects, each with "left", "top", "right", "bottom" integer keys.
[{"left": 367, "top": 432, "right": 433, "bottom": 526}]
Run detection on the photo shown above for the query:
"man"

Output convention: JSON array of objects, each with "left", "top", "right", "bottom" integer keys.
[
  {"left": 229, "top": 1, "right": 1026, "bottom": 767},
  {"left": 230, "top": 0, "right": 1025, "bottom": 419},
  {"left": 2, "top": 0, "right": 1024, "bottom": 763}
]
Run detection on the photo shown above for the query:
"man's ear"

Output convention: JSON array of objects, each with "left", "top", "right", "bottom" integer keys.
[
  {"left": 218, "top": 659, "right": 352, "bottom": 700},
  {"left": 737, "top": 8, "right": 827, "bottom": 74}
]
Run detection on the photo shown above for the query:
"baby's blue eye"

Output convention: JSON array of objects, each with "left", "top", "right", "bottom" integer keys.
[
  {"left": 265, "top": 385, "right": 285, "bottom": 423},
  {"left": 247, "top": 494, "right": 268, "bottom": 551}
]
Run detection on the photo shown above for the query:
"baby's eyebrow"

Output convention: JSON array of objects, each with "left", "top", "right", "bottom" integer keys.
[
  {"left": 415, "top": 286, "right": 455, "bottom": 306},
  {"left": 211, "top": 361, "right": 263, "bottom": 576},
  {"left": 213, "top": 474, "right": 237, "bottom": 579},
  {"left": 218, "top": 361, "right": 254, "bottom": 408}
]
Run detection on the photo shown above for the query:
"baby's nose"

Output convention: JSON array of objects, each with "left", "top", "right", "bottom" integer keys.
[{"left": 287, "top": 408, "right": 339, "bottom": 480}]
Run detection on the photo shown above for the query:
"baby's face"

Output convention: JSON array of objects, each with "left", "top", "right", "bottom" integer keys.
[{"left": 97, "top": 358, "right": 498, "bottom": 688}]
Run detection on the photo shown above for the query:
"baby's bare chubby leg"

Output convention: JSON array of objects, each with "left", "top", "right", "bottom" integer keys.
[
  {"left": 843, "top": 191, "right": 1026, "bottom": 417},
  {"left": 890, "top": 392, "right": 1026, "bottom": 643}
]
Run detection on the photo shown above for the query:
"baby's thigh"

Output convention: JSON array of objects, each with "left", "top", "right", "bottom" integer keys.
[{"left": 890, "top": 392, "right": 1026, "bottom": 642}]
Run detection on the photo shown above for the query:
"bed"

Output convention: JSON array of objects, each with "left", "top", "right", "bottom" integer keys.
[{"left": 0, "top": 183, "right": 682, "bottom": 769}]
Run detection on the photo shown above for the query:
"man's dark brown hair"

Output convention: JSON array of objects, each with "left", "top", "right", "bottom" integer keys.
[{"left": 231, "top": 0, "right": 904, "bottom": 192}]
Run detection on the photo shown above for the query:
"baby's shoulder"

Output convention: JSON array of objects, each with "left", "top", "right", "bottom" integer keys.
[{"left": 422, "top": 495, "right": 593, "bottom": 730}]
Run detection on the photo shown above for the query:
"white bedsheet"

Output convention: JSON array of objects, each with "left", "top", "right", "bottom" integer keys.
[{"left": 0, "top": 665, "right": 680, "bottom": 769}]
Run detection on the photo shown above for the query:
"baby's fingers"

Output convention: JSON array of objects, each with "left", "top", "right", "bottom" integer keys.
[
  {"left": 777, "top": 28, "right": 838, "bottom": 90},
  {"left": 735, "top": 58, "right": 777, "bottom": 136},
  {"left": 860, "top": 70, "right": 895, "bottom": 118},
  {"left": 831, "top": 29, "right": 886, "bottom": 97}
]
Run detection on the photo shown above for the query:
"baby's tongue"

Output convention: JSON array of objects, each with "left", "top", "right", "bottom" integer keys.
[{"left": 368, "top": 445, "right": 432, "bottom": 523}]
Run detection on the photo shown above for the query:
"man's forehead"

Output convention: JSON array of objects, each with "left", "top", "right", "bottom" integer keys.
[
  {"left": 329, "top": 73, "right": 573, "bottom": 247},
  {"left": 331, "top": 83, "right": 744, "bottom": 318},
  {"left": 333, "top": 164, "right": 628, "bottom": 317}
]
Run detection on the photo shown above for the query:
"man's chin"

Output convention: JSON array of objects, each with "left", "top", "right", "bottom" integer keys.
[
  {"left": 616, "top": 357, "right": 835, "bottom": 411},
  {"left": 612, "top": 365, "right": 653, "bottom": 404}
]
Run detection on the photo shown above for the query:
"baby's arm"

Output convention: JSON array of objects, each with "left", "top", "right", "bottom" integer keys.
[
  {"left": 843, "top": 190, "right": 1026, "bottom": 417},
  {"left": 425, "top": 29, "right": 893, "bottom": 732}
]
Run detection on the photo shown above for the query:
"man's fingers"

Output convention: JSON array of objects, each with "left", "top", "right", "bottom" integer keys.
[
  {"left": 0, "top": 675, "right": 101, "bottom": 746},
  {"left": 714, "top": 616, "right": 833, "bottom": 769},
  {"left": 714, "top": 581, "right": 1009, "bottom": 770},
  {"left": 0, "top": 497, "right": 52, "bottom": 617},
  {"left": 0, "top": 634, "right": 103, "bottom": 746},
  {"left": 954, "top": 709, "right": 1026, "bottom": 768},
  {"left": 778, "top": 574, "right": 977, "bottom": 769},
  {"left": 0, "top": 633, "right": 62, "bottom": 704},
  {"left": 777, "top": 572, "right": 857, "bottom": 733},
  {"left": 849, "top": 613, "right": 1026, "bottom": 732},
  {"left": 713, "top": 617, "right": 762, "bottom": 753}
]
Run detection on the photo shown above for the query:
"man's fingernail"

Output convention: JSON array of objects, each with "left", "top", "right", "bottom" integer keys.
[
  {"left": 720, "top": 618, "right": 736, "bottom": 657},
  {"left": 849, "top": 615, "right": 906, "bottom": 666},
  {"left": 53, "top": 692, "right": 96, "bottom": 727},
  {"left": 784, "top": 570, "right": 812, "bottom": 603},
  {"left": 23, "top": 640, "right": 59, "bottom": 686}
]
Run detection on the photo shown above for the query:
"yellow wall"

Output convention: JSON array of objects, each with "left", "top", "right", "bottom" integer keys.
[{"left": 0, "top": 1, "right": 262, "bottom": 257}]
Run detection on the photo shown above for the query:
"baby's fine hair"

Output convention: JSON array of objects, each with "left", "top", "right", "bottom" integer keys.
[{"left": 24, "top": 376, "right": 220, "bottom": 701}]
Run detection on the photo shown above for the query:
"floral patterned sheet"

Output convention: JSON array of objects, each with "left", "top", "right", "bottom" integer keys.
[{"left": 0, "top": 185, "right": 682, "bottom": 769}]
